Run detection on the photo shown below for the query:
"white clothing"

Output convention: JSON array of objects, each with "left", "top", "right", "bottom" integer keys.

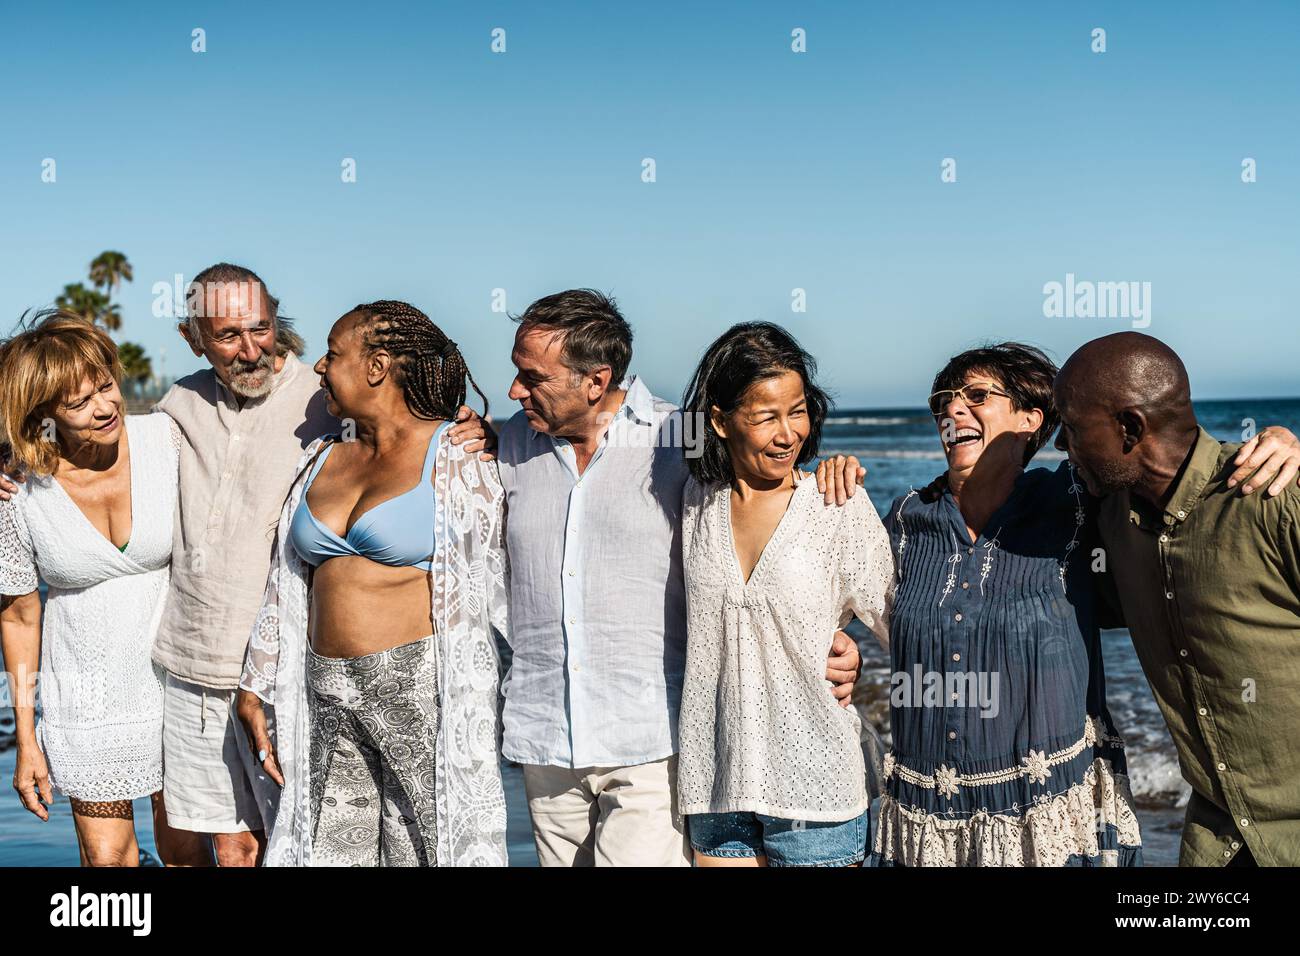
[
  {"left": 677, "top": 476, "right": 893, "bottom": 822},
  {"left": 0, "top": 414, "right": 178, "bottom": 801}
]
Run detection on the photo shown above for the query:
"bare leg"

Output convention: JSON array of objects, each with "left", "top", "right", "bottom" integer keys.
[
  {"left": 212, "top": 828, "right": 266, "bottom": 867},
  {"left": 69, "top": 798, "right": 140, "bottom": 867},
  {"left": 150, "top": 791, "right": 213, "bottom": 867}
]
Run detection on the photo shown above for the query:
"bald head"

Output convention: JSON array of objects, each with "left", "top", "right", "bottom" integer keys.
[
  {"left": 1057, "top": 332, "right": 1191, "bottom": 424},
  {"left": 1053, "top": 332, "right": 1200, "bottom": 499}
]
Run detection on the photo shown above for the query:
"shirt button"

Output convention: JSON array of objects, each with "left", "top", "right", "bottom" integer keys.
[
  {"left": 573, "top": 664, "right": 580, "bottom": 673},
  {"left": 231, "top": 434, "right": 241, "bottom": 442},
  {"left": 1165, "top": 591, "right": 1174, "bottom": 600},
  {"left": 1231, "top": 841, "right": 1240, "bottom": 850},
  {"left": 567, "top": 570, "right": 575, "bottom": 577},
  {"left": 567, "top": 618, "right": 575, "bottom": 626},
  {"left": 213, "top": 510, "right": 222, "bottom": 518},
  {"left": 1198, "top": 707, "right": 1208, "bottom": 716},
  {"left": 948, "top": 731, "right": 957, "bottom": 740},
  {"left": 1240, "top": 818, "right": 1250, "bottom": 828},
  {"left": 967, "top": 548, "right": 974, "bottom": 555},
  {"left": 1223, "top": 849, "right": 1232, "bottom": 859},
  {"left": 952, "top": 653, "right": 961, "bottom": 662},
  {"left": 222, "top": 472, "right": 232, "bottom": 480},
  {"left": 1159, "top": 535, "right": 1169, "bottom": 543},
  {"left": 1217, "top": 762, "right": 1227, "bottom": 771},
  {"left": 961, "top": 582, "right": 969, "bottom": 590},
  {"left": 950, "top": 692, "right": 959, "bottom": 701},
  {"left": 1177, "top": 510, "right": 1186, "bottom": 519},
  {"left": 1179, "top": 649, "right": 1188, "bottom": 658},
  {"left": 954, "top": 613, "right": 963, "bottom": 622}
]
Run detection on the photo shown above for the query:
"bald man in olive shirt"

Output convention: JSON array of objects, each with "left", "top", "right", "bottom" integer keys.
[{"left": 1054, "top": 332, "right": 1300, "bottom": 867}]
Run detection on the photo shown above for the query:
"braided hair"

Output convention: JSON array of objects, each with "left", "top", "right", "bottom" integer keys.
[{"left": 350, "top": 300, "right": 488, "bottom": 421}]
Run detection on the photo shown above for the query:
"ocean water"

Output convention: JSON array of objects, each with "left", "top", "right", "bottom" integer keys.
[{"left": 2, "top": 397, "right": 1296, "bottom": 866}]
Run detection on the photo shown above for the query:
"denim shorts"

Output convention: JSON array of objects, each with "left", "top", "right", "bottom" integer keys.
[{"left": 687, "top": 808, "right": 869, "bottom": 867}]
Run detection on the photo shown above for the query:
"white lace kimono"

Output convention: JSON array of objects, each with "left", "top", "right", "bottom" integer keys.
[{"left": 239, "top": 431, "right": 511, "bottom": 866}]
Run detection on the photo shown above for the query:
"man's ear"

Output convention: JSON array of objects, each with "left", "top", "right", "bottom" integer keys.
[
  {"left": 1117, "top": 407, "right": 1146, "bottom": 451},
  {"left": 586, "top": 365, "right": 613, "bottom": 402},
  {"left": 177, "top": 322, "right": 204, "bottom": 359}
]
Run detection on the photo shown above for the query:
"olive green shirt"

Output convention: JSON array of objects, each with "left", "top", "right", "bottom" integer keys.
[{"left": 1098, "top": 427, "right": 1300, "bottom": 866}]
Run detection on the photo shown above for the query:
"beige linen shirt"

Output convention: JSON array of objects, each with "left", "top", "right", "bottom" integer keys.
[{"left": 151, "top": 353, "right": 337, "bottom": 689}]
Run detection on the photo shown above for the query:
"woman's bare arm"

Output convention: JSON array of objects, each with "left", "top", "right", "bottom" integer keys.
[{"left": 2, "top": 591, "right": 52, "bottom": 819}]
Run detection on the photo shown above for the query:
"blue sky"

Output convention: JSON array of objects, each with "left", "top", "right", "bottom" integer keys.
[{"left": 1, "top": 1, "right": 1296, "bottom": 411}]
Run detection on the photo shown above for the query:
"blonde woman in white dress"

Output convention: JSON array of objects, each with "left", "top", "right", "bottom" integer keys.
[
  {"left": 0, "top": 311, "right": 197, "bottom": 866},
  {"left": 676, "top": 321, "right": 894, "bottom": 867}
]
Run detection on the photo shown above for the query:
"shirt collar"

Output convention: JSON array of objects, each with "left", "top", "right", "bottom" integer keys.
[
  {"left": 1130, "top": 425, "right": 1220, "bottom": 527},
  {"left": 1161, "top": 426, "right": 1221, "bottom": 525},
  {"left": 619, "top": 375, "right": 656, "bottom": 426}
]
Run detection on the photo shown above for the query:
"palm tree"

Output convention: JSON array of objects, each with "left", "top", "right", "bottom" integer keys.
[
  {"left": 55, "top": 283, "right": 115, "bottom": 328},
  {"left": 57, "top": 252, "right": 151, "bottom": 392},
  {"left": 117, "top": 342, "right": 153, "bottom": 384},
  {"left": 89, "top": 251, "right": 133, "bottom": 294},
  {"left": 99, "top": 302, "right": 123, "bottom": 332}
]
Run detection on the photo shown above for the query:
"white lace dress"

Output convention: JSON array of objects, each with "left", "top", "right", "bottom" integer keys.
[
  {"left": 0, "top": 414, "right": 179, "bottom": 802},
  {"left": 677, "top": 476, "right": 895, "bottom": 822}
]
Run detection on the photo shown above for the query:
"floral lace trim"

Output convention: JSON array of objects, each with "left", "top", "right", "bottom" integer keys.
[
  {"left": 892, "top": 488, "right": 918, "bottom": 583},
  {"left": 1060, "top": 462, "right": 1086, "bottom": 595},
  {"left": 882, "top": 715, "right": 1123, "bottom": 798},
  {"left": 937, "top": 536, "right": 963, "bottom": 607},
  {"left": 875, "top": 758, "right": 1142, "bottom": 867},
  {"left": 978, "top": 531, "right": 1001, "bottom": 595}
]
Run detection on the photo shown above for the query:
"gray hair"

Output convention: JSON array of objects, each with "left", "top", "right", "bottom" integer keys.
[{"left": 180, "top": 263, "right": 305, "bottom": 358}]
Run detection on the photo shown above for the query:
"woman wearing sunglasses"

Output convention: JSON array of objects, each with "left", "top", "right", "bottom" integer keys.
[{"left": 870, "top": 343, "right": 1144, "bottom": 866}]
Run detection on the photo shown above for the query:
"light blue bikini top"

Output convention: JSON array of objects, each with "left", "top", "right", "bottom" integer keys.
[{"left": 289, "top": 421, "right": 450, "bottom": 572}]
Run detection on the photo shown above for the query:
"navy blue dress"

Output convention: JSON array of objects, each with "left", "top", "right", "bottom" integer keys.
[{"left": 872, "top": 462, "right": 1142, "bottom": 866}]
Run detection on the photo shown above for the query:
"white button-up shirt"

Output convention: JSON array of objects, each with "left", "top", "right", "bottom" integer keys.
[{"left": 496, "top": 376, "right": 689, "bottom": 768}]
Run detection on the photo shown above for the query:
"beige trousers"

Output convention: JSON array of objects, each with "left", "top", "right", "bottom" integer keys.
[{"left": 522, "top": 756, "right": 691, "bottom": 867}]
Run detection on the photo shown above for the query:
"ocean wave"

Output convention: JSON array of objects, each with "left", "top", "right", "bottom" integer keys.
[
  {"left": 1124, "top": 747, "right": 1192, "bottom": 808},
  {"left": 819, "top": 448, "right": 1069, "bottom": 462},
  {"left": 824, "top": 416, "right": 922, "bottom": 427}
]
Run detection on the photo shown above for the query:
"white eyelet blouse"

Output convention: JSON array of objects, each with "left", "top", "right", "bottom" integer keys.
[{"left": 677, "top": 475, "right": 894, "bottom": 822}]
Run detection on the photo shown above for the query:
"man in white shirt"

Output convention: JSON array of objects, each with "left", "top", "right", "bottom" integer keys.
[{"left": 496, "top": 289, "right": 861, "bottom": 866}]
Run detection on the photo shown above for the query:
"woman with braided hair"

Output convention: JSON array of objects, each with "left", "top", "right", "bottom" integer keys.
[{"left": 235, "top": 301, "right": 510, "bottom": 866}]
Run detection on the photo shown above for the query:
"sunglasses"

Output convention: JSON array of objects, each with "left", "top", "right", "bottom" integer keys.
[{"left": 928, "top": 382, "right": 1011, "bottom": 417}]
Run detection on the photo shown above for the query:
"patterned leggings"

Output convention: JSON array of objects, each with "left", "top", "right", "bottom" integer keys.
[{"left": 307, "top": 635, "right": 440, "bottom": 866}]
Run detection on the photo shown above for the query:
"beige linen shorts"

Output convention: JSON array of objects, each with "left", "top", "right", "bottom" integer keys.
[
  {"left": 522, "top": 756, "right": 691, "bottom": 867},
  {"left": 161, "top": 671, "right": 280, "bottom": 834}
]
